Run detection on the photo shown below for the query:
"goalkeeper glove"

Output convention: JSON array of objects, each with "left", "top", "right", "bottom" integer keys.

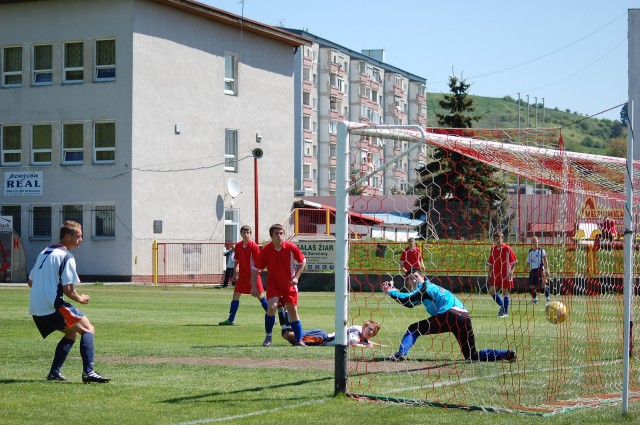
[{"left": 382, "top": 281, "right": 395, "bottom": 293}]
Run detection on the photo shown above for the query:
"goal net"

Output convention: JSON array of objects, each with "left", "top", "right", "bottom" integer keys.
[{"left": 335, "top": 121, "right": 640, "bottom": 415}]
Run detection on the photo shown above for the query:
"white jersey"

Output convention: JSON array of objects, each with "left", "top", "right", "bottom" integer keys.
[
  {"left": 347, "top": 325, "right": 366, "bottom": 345},
  {"left": 526, "top": 248, "right": 547, "bottom": 270},
  {"left": 28, "top": 244, "right": 80, "bottom": 316}
]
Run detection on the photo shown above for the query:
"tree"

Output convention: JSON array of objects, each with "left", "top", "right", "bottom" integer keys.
[
  {"left": 620, "top": 102, "right": 628, "bottom": 127},
  {"left": 413, "top": 75, "right": 510, "bottom": 240},
  {"left": 606, "top": 136, "right": 626, "bottom": 158},
  {"left": 434, "top": 75, "right": 480, "bottom": 128}
]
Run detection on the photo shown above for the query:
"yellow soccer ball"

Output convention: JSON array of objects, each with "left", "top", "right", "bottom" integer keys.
[{"left": 545, "top": 301, "right": 567, "bottom": 324}]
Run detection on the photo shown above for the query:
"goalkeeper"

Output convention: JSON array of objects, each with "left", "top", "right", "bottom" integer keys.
[{"left": 383, "top": 269, "right": 516, "bottom": 362}]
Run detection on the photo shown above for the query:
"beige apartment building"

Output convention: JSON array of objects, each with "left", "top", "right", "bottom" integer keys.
[
  {"left": 285, "top": 30, "right": 428, "bottom": 197},
  {"left": 0, "top": 0, "right": 307, "bottom": 280}
]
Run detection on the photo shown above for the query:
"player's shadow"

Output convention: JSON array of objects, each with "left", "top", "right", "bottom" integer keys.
[{"left": 162, "top": 376, "right": 332, "bottom": 404}]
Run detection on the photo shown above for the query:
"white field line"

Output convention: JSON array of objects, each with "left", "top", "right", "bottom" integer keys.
[{"left": 170, "top": 399, "right": 327, "bottom": 425}]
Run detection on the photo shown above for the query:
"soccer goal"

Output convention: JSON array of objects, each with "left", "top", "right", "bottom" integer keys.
[{"left": 333, "top": 121, "right": 640, "bottom": 415}]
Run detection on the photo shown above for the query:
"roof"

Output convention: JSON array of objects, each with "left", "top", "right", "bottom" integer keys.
[
  {"left": 151, "top": 0, "right": 311, "bottom": 47},
  {"left": 364, "top": 213, "right": 423, "bottom": 229},
  {"left": 295, "top": 200, "right": 384, "bottom": 226}
]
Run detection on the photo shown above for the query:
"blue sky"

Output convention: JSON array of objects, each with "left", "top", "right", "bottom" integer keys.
[{"left": 201, "top": 1, "right": 632, "bottom": 121}]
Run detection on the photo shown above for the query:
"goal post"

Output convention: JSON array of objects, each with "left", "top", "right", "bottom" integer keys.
[
  {"left": 334, "top": 122, "right": 427, "bottom": 394},
  {"left": 334, "top": 120, "right": 640, "bottom": 414}
]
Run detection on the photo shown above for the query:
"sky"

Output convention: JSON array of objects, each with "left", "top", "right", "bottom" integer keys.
[{"left": 200, "top": 0, "right": 634, "bottom": 121}]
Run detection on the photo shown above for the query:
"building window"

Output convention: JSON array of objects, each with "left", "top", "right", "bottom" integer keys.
[
  {"left": 1, "top": 205, "right": 21, "bottom": 237},
  {"left": 329, "top": 121, "right": 337, "bottom": 135},
  {"left": 33, "top": 44, "right": 53, "bottom": 85},
  {"left": 303, "top": 163, "right": 311, "bottom": 180},
  {"left": 304, "top": 139, "right": 313, "bottom": 156},
  {"left": 63, "top": 41, "right": 83, "bottom": 83},
  {"left": 94, "top": 121, "right": 115, "bottom": 163},
  {"left": 30, "top": 206, "right": 51, "bottom": 239},
  {"left": 303, "top": 116, "right": 310, "bottom": 131},
  {"left": 224, "top": 208, "right": 239, "bottom": 243},
  {"left": 32, "top": 124, "right": 52, "bottom": 165},
  {"left": 1, "top": 125, "right": 21, "bottom": 166},
  {"left": 224, "top": 129, "right": 238, "bottom": 172},
  {"left": 93, "top": 205, "right": 115, "bottom": 238},
  {"left": 62, "top": 122, "right": 84, "bottom": 164},
  {"left": 2, "top": 46, "right": 22, "bottom": 87},
  {"left": 224, "top": 53, "right": 237, "bottom": 95},
  {"left": 61, "top": 204, "right": 83, "bottom": 227},
  {"left": 95, "top": 39, "right": 116, "bottom": 81}
]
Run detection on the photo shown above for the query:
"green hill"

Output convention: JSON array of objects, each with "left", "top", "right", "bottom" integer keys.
[{"left": 426, "top": 93, "right": 626, "bottom": 156}]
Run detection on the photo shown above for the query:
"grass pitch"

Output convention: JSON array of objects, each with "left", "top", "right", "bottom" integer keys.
[{"left": 0, "top": 284, "right": 638, "bottom": 424}]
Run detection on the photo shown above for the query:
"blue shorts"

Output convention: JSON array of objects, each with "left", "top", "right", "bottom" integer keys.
[{"left": 33, "top": 302, "right": 85, "bottom": 338}]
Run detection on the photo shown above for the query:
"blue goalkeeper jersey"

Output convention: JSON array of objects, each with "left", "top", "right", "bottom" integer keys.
[{"left": 387, "top": 279, "right": 465, "bottom": 316}]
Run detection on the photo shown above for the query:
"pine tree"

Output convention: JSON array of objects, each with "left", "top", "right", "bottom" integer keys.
[{"left": 413, "top": 75, "right": 510, "bottom": 240}]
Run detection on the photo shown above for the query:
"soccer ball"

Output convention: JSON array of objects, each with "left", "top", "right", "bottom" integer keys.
[{"left": 545, "top": 301, "right": 567, "bottom": 324}]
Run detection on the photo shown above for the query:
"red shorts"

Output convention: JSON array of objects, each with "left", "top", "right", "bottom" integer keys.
[
  {"left": 234, "top": 274, "right": 264, "bottom": 295},
  {"left": 266, "top": 282, "right": 299, "bottom": 306},
  {"left": 490, "top": 278, "right": 514, "bottom": 290}
]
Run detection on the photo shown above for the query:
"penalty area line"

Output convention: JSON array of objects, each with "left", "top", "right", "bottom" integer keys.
[{"left": 170, "top": 399, "right": 327, "bottom": 425}]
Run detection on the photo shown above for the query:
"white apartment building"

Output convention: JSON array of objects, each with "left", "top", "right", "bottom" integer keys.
[
  {"left": 0, "top": 0, "right": 307, "bottom": 280},
  {"left": 286, "top": 30, "right": 428, "bottom": 197}
]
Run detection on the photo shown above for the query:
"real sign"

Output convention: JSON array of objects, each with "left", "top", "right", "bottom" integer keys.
[{"left": 4, "top": 171, "right": 43, "bottom": 196}]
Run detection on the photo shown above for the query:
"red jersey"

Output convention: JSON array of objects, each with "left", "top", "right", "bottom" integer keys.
[
  {"left": 400, "top": 247, "right": 423, "bottom": 272},
  {"left": 255, "top": 240, "right": 305, "bottom": 296},
  {"left": 234, "top": 240, "right": 263, "bottom": 293},
  {"left": 487, "top": 243, "right": 517, "bottom": 288}
]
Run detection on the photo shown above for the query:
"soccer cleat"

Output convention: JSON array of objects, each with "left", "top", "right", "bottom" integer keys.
[
  {"left": 46, "top": 372, "right": 69, "bottom": 382},
  {"left": 385, "top": 352, "right": 406, "bottom": 362},
  {"left": 262, "top": 335, "right": 272, "bottom": 347},
  {"left": 532, "top": 298, "right": 539, "bottom": 305},
  {"left": 497, "top": 308, "right": 508, "bottom": 318},
  {"left": 293, "top": 340, "right": 307, "bottom": 347},
  {"left": 218, "top": 319, "right": 234, "bottom": 326},
  {"left": 505, "top": 350, "right": 517, "bottom": 362},
  {"left": 82, "top": 370, "right": 110, "bottom": 384}
]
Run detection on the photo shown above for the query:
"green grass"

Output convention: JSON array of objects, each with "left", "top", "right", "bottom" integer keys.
[
  {"left": 350, "top": 240, "right": 632, "bottom": 279},
  {"left": 1, "top": 285, "right": 639, "bottom": 424}
]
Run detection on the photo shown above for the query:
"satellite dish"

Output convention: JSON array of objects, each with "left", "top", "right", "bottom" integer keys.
[{"left": 227, "top": 178, "right": 241, "bottom": 198}]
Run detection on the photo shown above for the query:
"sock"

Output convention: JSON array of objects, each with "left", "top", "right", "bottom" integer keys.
[
  {"left": 259, "top": 297, "right": 268, "bottom": 312},
  {"left": 290, "top": 320, "right": 303, "bottom": 342},
  {"left": 544, "top": 286, "right": 550, "bottom": 301},
  {"left": 531, "top": 289, "right": 537, "bottom": 300},
  {"left": 50, "top": 337, "right": 74, "bottom": 375},
  {"left": 478, "top": 349, "right": 509, "bottom": 362},
  {"left": 493, "top": 294, "right": 504, "bottom": 307},
  {"left": 265, "top": 314, "right": 276, "bottom": 335},
  {"left": 80, "top": 332, "right": 95, "bottom": 374},
  {"left": 398, "top": 330, "right": 418, "bottom": 355},
  {"left": 278, "top": 307, "right": 290, "bottom": 334},
  {"left": 504, "top": 296, "right": 510, "bottom": 314},
  {"left": 228, "top": 300, "right": 239, "bottom": 322}
]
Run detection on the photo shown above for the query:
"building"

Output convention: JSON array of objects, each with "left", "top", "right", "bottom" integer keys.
[
  {"left": 0, "top": 0, "right": 308, "bottom": 280},
  {"left": 285, "top": 30, "right": 428, "bottom": 197}
]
